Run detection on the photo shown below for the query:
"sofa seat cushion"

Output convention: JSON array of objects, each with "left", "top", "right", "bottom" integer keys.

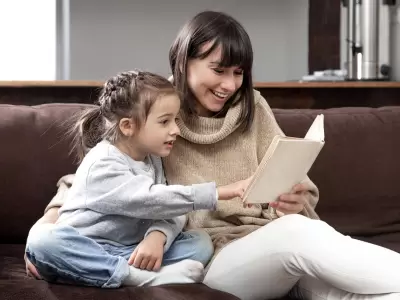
[{"left": 0, "top": 244, "right": 241, "bottom": 300}]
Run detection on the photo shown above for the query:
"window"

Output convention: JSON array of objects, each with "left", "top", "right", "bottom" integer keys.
[{"left": 0, "top": 0, "right": 56, "bottom": 80}]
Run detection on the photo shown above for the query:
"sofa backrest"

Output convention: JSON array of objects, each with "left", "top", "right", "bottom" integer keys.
[
  {"left": 274, "top": 107, "right": 400, "bottom": 252},
  {"left": 0, "top": 104, "right": 399, "bottom": 249},
  {"left": 0, "top": 103, "right": 94, "bottom": 243}
]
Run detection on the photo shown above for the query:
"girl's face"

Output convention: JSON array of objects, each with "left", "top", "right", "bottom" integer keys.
[
  {"left": 118, "top": 93, "right": 181, "bottom": 161},
  {"left": 186, "top": 43, "right": 244, "bottom": 117}
]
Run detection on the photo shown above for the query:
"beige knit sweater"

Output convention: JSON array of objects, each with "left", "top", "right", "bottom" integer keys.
[
  {"left": 46, "top": 90, "right": 319, "bottom": 254},
  {"left": 162, "top": 90, "right": 320, "bottom": 253}
]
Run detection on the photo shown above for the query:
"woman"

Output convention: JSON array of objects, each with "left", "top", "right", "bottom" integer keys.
[{"left": 27, "top": 10, "right": 400, "bottom": 300}]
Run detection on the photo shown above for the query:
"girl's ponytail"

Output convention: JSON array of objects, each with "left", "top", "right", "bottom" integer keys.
[{"left": 68, "top": 106, "right": 104, "bottom": 163}]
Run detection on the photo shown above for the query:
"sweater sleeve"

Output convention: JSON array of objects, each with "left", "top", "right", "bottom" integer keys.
[
  {"left": 255, "top": 92, "right": 320, "bottom": 219},
  {"left": 84, "top": 155, "right": 217, "bottom": 219},
  {"left": 144, "top": 169, "right": 187, "bottom": 251}
]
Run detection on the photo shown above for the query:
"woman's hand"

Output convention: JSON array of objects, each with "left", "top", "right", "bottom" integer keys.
[
  {"left": 128, "top": 231, "right": 166, "bottom": 271},
  {"left": 270, "top": 183, "right": 309, "bottom": 214}
]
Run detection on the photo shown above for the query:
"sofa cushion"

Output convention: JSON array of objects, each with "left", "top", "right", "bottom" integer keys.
[
  {"left": 0, "top": 104, "right": 94, "bottom": 243},
  {"left": 274, "top": 107, "right": 400, "bottom": 252},
  {"left": 0, "top": 243, "right": 241, "bottom": 300},
  {"left": 1, "top": 103, "right": 399, "bottom": 251}
]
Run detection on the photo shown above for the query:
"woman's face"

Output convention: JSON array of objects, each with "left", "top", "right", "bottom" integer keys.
[{"left": 186, "top": 43, "right": 244, "bottom": 117}]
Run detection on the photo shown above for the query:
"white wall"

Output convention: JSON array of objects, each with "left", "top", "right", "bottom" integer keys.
[{"left": 67, "top": 0, "right": 309, "bottom": 82}]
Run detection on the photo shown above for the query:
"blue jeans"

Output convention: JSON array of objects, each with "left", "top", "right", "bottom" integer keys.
[{"left": 25, "top": 224, "right": 213, "bottom": 288}]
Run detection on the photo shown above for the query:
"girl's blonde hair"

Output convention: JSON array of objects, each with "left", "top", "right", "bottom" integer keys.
[{"left": 68, "top": 70, "right": 177, "bottom": 162}]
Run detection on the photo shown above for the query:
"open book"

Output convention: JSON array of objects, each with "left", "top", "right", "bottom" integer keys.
[{"left": 243, "top": 114, "right": 325, "bottom": 204}]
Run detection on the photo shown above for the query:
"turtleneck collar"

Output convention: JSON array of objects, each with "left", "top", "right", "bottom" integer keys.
[
  {"left": 177, "top": 101, "right": 243, "bottom": 144},
  {"left": 170, "top": 75, "right": 260, "bottom": 145}
]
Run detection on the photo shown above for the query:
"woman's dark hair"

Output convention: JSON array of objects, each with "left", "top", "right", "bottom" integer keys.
[
  {"left": 169, "top": 10, "right": 254, "bottom": 131},
  {"left": 68, "top": 70, "right": 176, "bottom": 162}
]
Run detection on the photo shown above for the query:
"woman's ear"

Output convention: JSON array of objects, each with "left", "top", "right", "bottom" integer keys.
[{"left": 119, "top": 118, "right": 135, "bottom": 137}]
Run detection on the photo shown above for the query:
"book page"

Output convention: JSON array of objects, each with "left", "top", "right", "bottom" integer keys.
[
  {"left": 304, "top": 114, "right": 324, "bottom": 142},
  {"left": 243, "top": 138, "right": 324, "bottom": 204},
  {"left": 243, "top": 114, "right": 325, "bottom": 204}
]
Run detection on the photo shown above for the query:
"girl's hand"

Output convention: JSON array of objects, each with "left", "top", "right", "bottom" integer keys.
[
  {"left": 270, "top": 183, "right": 308, "bottom": 214},
  {"left": 128, "top": 231, "right": 166, "bottom": 271},
  {"left": 217, "top": 176, "right": 253, "bottom": 201}
]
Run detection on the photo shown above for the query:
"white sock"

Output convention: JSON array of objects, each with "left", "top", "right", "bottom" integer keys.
[{"left": 122, "top": 259, "right": 204, "bottom": 287}]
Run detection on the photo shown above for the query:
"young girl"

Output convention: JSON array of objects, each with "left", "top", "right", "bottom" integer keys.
[{"left": 25, "top": 70, "right": 251, "bottom": 288}]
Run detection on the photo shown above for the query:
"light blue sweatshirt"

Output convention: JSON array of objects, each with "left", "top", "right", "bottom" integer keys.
[{"left": 57, "top": 140, "right": 217, "bottom": 251}]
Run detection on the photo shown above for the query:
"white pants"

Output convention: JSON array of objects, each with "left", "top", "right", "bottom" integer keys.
[{"left": 203, "top": 214, "right": 400, "bottom": 300}]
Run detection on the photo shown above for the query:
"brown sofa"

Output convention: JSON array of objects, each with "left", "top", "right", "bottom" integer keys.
[{"left": 1, "top": 102, "right": 399, "bottom": 300}]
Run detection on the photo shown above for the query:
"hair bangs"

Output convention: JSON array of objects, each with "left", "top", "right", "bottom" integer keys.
[
  {"left": 218, "top": 33, "right": 252, "bottom": 72},
  {"left": 195, "top": 20, "right": 252, "bottom": 72}
]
